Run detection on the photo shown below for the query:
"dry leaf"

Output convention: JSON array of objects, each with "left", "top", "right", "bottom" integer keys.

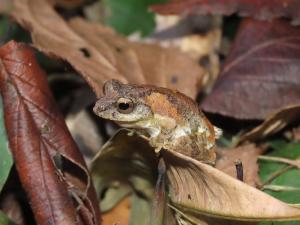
[
  {"left": 239, "top": 104, "right": 300, "bottom": 143},
  {"left": 216, "top": 144, "right": 264, "bottom": 186},
  {"left": 0, "top": 0, "right": 12, "bottom": 14},
  {"left": 162, "top": 149, "right": 300, "bottom": 221},
  {"left": 152, "top": 14, "right": 222, "bottom": 91},
  {"left": 91, "top": 129, "right": 157, "bottom": 225},
  {"left": 92, "top": 129, "right": 300, "bottom": 223},
  {"left": 0, "top": 41, "right": 100, "bottom": 225},
  {"left": 170, "top": 206, "right": 256, "bottom": 225},
  {"left": 151, "top": 0, "right": 300, "bottom": 25},
  {"left": 102, "top": 197, "right": 130, "bottom": 225},
  {"left": 66, "top": 109, "right": 104, "bottom": 162},
  {"left": 91, "top": 129, "right": 180, "bottom": 225},
  {"left": 10, "top": 0, "right": 205, "bottom": 99},
  {"left": 202, "top": 19, "right": 300, "bottom": 120}
]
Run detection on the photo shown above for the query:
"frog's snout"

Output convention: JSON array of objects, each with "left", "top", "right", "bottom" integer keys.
[{"left": 93, "top": 101, "right": 105, "bottom": 115}]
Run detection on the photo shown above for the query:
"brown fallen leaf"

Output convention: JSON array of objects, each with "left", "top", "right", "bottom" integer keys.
[
  {"left": 102, "top": 197, "right": 130, "bottom": 225},
  {"left": 239, "top": 104, "right": 300, "bottom": 143},
  {"left": 92, "top": 129, "right": 300, "bottom": 224},
  {"left": 66, "top": 109, "right": 104, "bottom": 164},
  {"left": 10, "top": 0, "right": 205, "bottom": 99},
  {"left": 163, "top": 149, "right": 300, "bottom": 222},
  {"left": 0, "top": 0, "right": 12, "bottom": 14},
  {"left": 171, "top": 206, "right": 256, "bottom": 225},
  {"left": 0, "top": 41, "right": 100, "bottom": 225},
  {"left": 91, "top": 129, "right": 157, "bottom": 225},
  {"left": 152, "top": 14, "right": 222, "bottom": 91},
  {"left": 216, "top": 144, "right": 264, "bottom": 186},
  {"left": 151, "top": 0, "right": 300, "bottom": 25},
  {"left": 91, "top": 129, "right": 249, "bottom": 225},
  {"left": 202, "top": 19, "right": 300, "bottom": 120}
]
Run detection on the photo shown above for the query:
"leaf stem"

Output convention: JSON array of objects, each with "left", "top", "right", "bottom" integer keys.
[
  {"left": 263, "top": 185, "right": 300, "bottom": 192},
  {"left": 259, "top": 165, "right": 292, "bottom": 190},
  {"left": 258, "top": 155, "right": 300, "bottom": 168}
]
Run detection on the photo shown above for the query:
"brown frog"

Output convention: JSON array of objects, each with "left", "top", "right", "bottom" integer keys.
[{"left": 93, "top": 79, "right": 222, "bottom": 164}]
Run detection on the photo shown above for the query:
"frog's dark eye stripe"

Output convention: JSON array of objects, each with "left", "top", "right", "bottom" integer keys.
[{"left": 116, "top": 98, "right": 134, "bottom": 114}]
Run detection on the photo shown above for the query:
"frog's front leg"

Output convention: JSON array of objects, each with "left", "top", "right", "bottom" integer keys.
[
  {"left": 148, "top": 137, "right": 163, "bottom": 155},
  {"left": 149, "top": 136, "right": 164, "bottom": 156}
]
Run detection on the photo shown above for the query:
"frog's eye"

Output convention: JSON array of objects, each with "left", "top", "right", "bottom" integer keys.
[{"left": 116, "top": 98, "right": 134, "bottom": 114}]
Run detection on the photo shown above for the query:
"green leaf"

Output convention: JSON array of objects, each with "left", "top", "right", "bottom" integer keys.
[
  {"left": 0, "top": 17, "right": 8, "bottom": 37},
  {"left": 0, "top": 16, "right": 31, "bottom": 45},
  {"left": 259, "top": 140, "right": 300, "bottom": 225},
  {"left": 104, "top": 0, "right": 168, "bottom": 36},
  {"left": 0, "top": 211, "right": 18, "bottom": 225},
  {"left": 0, "top": 17, "right": 10, "bottom": 45},
  {"left": 269, "top": 140, "right": 300, "bottom": 159},
  {"left": 0, "top": 97, "right": 13, "bottom": 192}
]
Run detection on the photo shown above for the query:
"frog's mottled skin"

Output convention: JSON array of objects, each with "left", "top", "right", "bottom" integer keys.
[{"left": 93, "top": 80, "right": 222, "bottom": 164}]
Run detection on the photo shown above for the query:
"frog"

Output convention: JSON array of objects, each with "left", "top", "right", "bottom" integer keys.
[{"left": 93, "top": 79, "right": 222, "bottom": 164}]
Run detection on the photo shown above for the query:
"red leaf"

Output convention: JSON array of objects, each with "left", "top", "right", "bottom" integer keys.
[
  {"left": 201, "top": 19, "right": 300, "bottom": 120},
  {"left": 0, "top": 41, "right": 100, "bottom": 225},
  {"left": 151, "top": 0, "right": 300, "bottom": 25}
]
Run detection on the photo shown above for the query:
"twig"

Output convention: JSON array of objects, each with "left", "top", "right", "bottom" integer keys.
[
  {"left": 263, "top": 185, "right": 300, "bottom": 192},
  {"left": 258, "top": 155, "right": 300, "bottom": 168},
  {"left": 235, "top": 159, "right": 243, "bottom": 182},
  {"left": 259, "top": 165, "right": 292, "bottom": 190}
]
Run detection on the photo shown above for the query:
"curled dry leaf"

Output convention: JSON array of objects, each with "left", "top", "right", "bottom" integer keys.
[
  {"left": 216, "top": 144, "right": 264, "bottom": 186},
  {"left": 92, "top": 129, "right": 300, "bottom": 223},
  {"left": 170, "top": 206, "right": 256, "bottom": 225},
  {"left": 0, "top": 41, "right": 100, "bottom": 225},
  {"left": 151, "top": 0, "right": 300, "bottom": 25},
  {"left": 239, "top": 104, "right": 300, "bottom": 143},
  {"left": 162, "top": 149, "right": 300, "bottom": 222},
  {"left": 91, "top": 129, "right": 157, "bottom": 225},
  {"left": 11, "top": 0, "right": 205, "bottom": 99},
  {"left": 202, "top": 19, "right": 300, "bottom": 120}
]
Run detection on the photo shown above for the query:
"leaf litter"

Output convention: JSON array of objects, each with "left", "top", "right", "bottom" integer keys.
[
  {"left": 0, "top": 41, "right": 100, "bottom": 225},
  {"left": 202, "top": 19, "right": 300, "bottom": 120},
  {"left": 0, "top": 0, "right": 300, "bottom": 224},
  {"left": 10, "top": 0, "right": 205, "bottom": 99},
  {"left": 92, "top": 129, "right": 300, "bottom": 225},
  {"left": 216, "top": 144, "right": 264, "bottom": 187},
  {"left": 151, "top": 0, "right": 300, "bottom": 25}
]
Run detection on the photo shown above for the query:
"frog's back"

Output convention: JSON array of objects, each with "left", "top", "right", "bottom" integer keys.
[{"left": 124, "top": 84, "right": 203, "bottom": 125}]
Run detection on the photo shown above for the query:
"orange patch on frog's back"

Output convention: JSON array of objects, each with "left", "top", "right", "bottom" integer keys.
[
  {"left": 145, "top": 92, "right": 184, "bottom": 124},
  {"left": 203, "top": 116, "right": 216, "bottom": 143}
]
